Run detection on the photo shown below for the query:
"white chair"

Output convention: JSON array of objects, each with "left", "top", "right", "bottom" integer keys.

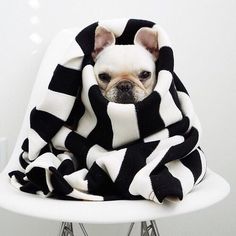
[{"left": 0, "top": 28, "right": 230, "bottom": 236}]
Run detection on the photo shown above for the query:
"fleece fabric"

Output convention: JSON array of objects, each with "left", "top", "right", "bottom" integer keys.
[{"left": 9, "top": 19, "right": 207, "bottom": 203}]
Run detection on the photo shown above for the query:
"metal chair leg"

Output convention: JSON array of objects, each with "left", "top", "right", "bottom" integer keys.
[
  {"left": 127, "top": 223, "right": 135, "bottom": 236},
  {"left": 59, "top": 222, "right": 74, "bottom": 236},
  {"left": 150, "top": 220, "right": 160, "bottom": 236},
  {"left": 58, "top": 221, "right": 160, "bottom": 236},
  {"left": 78, "top": 223, "right": 89, "bottom": 236},
  {"left": 140, "top": 221, "right": 160, "bottom": 236},
  {"left": 141, "top": 221, "right": 149, "bottom": 236}
]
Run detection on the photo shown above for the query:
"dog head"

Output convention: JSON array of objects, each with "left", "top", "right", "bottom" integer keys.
[{"left": 92, "top": 26, "right": 159, "bottom": 104}]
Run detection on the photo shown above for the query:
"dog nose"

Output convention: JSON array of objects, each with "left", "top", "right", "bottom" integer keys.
[{"left": 117, "top": 81, "right": 133, "bottom": 92}]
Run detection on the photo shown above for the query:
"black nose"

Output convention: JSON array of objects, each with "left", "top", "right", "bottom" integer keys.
[{"left": 117, "top": 81, "right": 133, "bottom": 92}]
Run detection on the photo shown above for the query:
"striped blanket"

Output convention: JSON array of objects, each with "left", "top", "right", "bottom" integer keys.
[{"left": 9, "top": 19, "right": 207, "bottom": 203}]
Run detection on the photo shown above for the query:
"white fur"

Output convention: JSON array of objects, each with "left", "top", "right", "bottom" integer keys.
[
  {"left": 94, "top": 45, "right": 155, "bottom": 76},
  {"left": 94, "top": 45, "right": 156, "bottom": 103}
]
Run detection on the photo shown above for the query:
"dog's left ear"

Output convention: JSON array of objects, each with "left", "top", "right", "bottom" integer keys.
[{"left": 134, "top": 27, "right": 159, "bottom": 60}]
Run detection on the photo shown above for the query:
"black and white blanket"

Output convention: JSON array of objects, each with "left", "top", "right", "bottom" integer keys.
[{"left": 9, "top": 19, "right": 207, "bottom": 203}]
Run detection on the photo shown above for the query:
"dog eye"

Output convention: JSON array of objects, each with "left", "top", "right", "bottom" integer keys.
[
  {"left": 139, "top": 71, "right": 151, "bottom": 80},
  {"left": 98, "top": 73, "right": 111, "bottom": 82}
]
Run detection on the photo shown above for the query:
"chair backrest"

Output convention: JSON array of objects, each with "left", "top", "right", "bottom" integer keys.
[{"left": 3, "top": 28, "right": 80, "bottom": 174}]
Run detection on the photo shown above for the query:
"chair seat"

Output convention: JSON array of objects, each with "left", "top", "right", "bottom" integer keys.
[
  {"left": 0, "top": 28, "right": 230, "bottom": 226},
  {"left": 0, "top": 169, "right": 229, "bottom": 224}
]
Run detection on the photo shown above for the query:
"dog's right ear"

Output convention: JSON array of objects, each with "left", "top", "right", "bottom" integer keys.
[{"left": 92, "top": 26, "right": 115, "bottom": 60}]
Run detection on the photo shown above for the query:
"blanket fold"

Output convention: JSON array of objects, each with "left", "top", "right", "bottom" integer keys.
[{"left": 9, "top": 19, "right": 207, "bottom": 203}]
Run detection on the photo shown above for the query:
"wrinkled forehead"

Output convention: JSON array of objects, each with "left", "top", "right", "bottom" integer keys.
[{"left": 94, "top": 45, "right": 155, "bottom": 74}]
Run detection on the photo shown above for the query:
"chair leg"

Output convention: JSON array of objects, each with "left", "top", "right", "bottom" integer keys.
[
  {"left": 58, "top": 221, "right": 160, "bottom": 236},
  {"left": 140, "top": 221, "right": 160, "bottom": 236},
  {"left": 127, "top": 223, "right": 135, "bottom": 236},
  {"left": 58, "top": 222, "right": 74, "bottom": 236},
  {"left": 78, "top": 223, "right": 89, "bottom": 236},
  {"left": 150, "top": 220, "right": 160, "bottom": 236}
]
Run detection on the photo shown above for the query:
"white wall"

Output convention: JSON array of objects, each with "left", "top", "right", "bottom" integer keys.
[{"left": 0, "top": 0, "right": 235, "bottom": 235}]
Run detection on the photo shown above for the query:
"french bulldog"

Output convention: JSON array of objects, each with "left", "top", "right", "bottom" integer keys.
[{"left": 92, "top": 26, "right": 159, "bottom": 104}]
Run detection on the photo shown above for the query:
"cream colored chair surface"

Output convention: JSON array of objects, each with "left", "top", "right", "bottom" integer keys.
[{"left": 0, "top": 28, "right": 230, "bottom": 235}]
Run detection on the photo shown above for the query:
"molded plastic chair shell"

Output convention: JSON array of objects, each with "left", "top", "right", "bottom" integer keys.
[{"left": 0, "top": 28, "right": 230, "bottom": 224}]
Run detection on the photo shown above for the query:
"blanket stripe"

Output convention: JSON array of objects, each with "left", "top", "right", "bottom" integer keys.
[{"left": 9, "top": 19, "right": 207, "bottom": 203}]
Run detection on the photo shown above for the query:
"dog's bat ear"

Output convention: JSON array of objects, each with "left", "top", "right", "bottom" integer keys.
[
  {"left": 92, "top": 26, "right": 115, "bottom": 60},
  {"left": 134, "top": 27, "right": 159, "bottom": 60}
]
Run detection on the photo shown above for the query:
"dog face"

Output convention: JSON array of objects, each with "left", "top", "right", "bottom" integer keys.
[{"left": 92, "top": 26, "right": 159, "bottom": 104}]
